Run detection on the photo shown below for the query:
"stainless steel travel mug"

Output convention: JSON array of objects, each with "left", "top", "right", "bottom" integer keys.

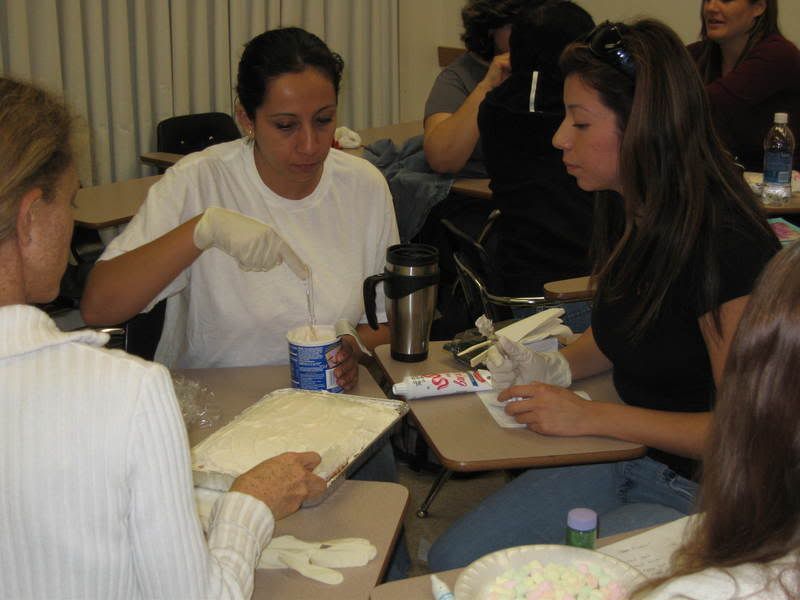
[{"left": 363, "top": 244, "right": 439, "bottom": 362}]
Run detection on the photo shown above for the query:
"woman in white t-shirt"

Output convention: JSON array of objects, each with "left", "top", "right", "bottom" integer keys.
[
  {"left": 0, "top": 75, "right": 326, "bottom": 600},
  {"left": 82, "top": 28, "right": 399, "bottom": 384},
  {"left": 637, "top": 242, "right": 800, "bottom": 598}
]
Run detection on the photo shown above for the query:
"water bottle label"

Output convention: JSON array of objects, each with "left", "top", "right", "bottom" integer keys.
[{"left": 764, "top": 152, "right": 792, "bottom": 184}]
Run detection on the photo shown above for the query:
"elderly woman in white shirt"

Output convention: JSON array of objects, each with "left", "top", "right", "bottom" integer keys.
[{"left": 0, "top": 76, "right": 325, "bottom": 599}]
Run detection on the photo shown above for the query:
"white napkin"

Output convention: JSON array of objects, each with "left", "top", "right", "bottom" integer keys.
[
  {"left": 334, "top": 126, "right": 362, "bottom": 149},
  {"left": 475, "top": 314, "right": 495, "bottom": 338},
  {"left": 478, "top": 390, "right": 591, "bottom": 428},
  {"left": 193, "top": 488, "right": 376, "bottom": 584}
]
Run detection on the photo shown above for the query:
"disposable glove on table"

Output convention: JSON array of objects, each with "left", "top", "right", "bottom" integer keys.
[
  {"left": 486, "top": 335, "right": 572, "bottom": 390},
  {"left": 194, "top": 206, "right": 308, "bottom": 278},
  {"left": 259, "top": 535, "right": 377, "bottom": 585},
  {"left": 194, "top": 489, "right": 376, "bottom": 585}
]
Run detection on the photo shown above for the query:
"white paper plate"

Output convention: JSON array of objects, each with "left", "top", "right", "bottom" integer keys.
[{"left": 454, "top": 544, "right": 645, "bottom": 599}]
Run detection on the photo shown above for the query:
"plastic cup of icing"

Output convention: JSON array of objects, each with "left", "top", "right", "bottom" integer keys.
[{"left": 287, "top": 325, "right": 343, "bottom": 393}]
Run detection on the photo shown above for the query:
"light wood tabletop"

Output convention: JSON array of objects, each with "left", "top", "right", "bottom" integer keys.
[
  {"left": 140, "top": 151, "right": 184, "bottom": 170},
  {"left": 762, "top": 192, "right": 800, "bottom": 215},
  {"left": 73, "top": 174, "right": 161, "bottom": 229},
  {"left": 175, "top": 364, "right": 405, "bottom": 600},
  {"left": 374, "top": 341, "right": 644, "bottom": 472},
  {"left": 543, "top": 276, "right": 594, "bottom": 301}
]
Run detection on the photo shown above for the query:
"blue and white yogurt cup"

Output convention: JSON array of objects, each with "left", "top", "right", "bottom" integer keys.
[{"left": 287, "top": 325, "right": 343, "bottom": 393}]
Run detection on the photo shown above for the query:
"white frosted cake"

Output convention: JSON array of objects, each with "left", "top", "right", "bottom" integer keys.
[{"left": 191, "top": 389, "right": 401, "bottom": 491}]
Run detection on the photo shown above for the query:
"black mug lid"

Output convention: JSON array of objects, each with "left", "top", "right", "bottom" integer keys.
[{"left": 386, "top": 243, "right": 438, "bottom": 267}]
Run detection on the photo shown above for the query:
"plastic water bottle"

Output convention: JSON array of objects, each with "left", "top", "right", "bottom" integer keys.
[
  {"left": 762, "top": 112, "right": 795, "bottom": 205},
  {"left": 565, "top": 507, "right": 597, "bottom": 550}
]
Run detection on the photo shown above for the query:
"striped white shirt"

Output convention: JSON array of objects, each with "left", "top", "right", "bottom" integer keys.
[{"left": 0, "top": 305, "right": 274, "bottom": 599}]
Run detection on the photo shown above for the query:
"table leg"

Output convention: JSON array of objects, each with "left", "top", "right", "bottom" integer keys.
[{"left": 417, "top": 468, "right": 453, "bottom": 518}]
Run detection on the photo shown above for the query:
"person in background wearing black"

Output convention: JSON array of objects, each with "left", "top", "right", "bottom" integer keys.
[
  {"left": 478, "top": 0, "right": 595, "bottom": 332},
  {"left": 428, "top": 19, "right": 780, "bottom": 572}
]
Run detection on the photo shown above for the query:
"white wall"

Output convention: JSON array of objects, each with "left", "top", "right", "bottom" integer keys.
[{"left": 398, "top": 0, "right": 800, "bottom": 122}]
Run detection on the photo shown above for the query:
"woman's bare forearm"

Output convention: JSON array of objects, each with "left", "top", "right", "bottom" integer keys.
[
  {"left": 423, "top": 88, "right": 487, "bottom": 174},
  {"left": 588, "top": 402, "right": 711, "bottom": 459},
  {"left": 81, "top": 216, "right": 202, "bottom": 325},
  {"left": 356, "top": 323, "right": 391, "bottom": 352}
]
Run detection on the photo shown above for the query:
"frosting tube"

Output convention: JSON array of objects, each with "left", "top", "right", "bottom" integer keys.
[{"left": 392, "top": 370, "right": 493, "bottom": 400}]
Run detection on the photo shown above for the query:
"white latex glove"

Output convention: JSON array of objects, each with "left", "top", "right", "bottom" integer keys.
[
  {"left": 194, "top": 490, "right": 377, "bottom": 585},
  {"left": 258, "top": 535, "right": 377, "bottom": 585},
  {"left": 194, "top": 206, "right": 308, "bottom": 278},
  {"left": 486, "top": 335, "right": 572, "bottom": 390}
]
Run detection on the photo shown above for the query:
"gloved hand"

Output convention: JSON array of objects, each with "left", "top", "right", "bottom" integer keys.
[
  {"left": 194, "top": 206, "right": 308, "bottom": 278},
  {"left": 486, "top": 335, "right": 572, "bottom": 390},
  {"left": 258, "top": 535, "right": 377, "bottom": 585}
]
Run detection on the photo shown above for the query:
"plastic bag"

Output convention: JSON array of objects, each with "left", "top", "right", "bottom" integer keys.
[{"left": 172, "top": 375, "right": 221, "bottom": 429}]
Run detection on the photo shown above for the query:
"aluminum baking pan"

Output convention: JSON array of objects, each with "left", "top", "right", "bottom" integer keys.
[{"left": 191, "top": 388, "right": 408, "bottom": 507}]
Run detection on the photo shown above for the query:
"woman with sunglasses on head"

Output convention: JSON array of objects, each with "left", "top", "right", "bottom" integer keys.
[
  {"left": 688, "top": 0, "right": 800, "bottom": 171},
  {"left": 427, "top": 18, "right": 779, "bottom": 572},
  {"left": 635, "top": 243, "right": 800, "bottom": 600},
  {"left": 0, "top": 76, "right": 326, "bottom": 599}
]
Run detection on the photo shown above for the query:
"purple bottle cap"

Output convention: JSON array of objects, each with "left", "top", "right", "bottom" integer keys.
[{"left": 567, "top": 508, "right": 597, "bottom": 531}]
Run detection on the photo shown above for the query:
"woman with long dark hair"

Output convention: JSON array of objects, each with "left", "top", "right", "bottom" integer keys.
[
  {"left": 640, "top": 243, "right": 800, "bottom": 598},
  {"left": 428, "top": 18, "right": 780, "bottom": 571},
  {"left": 689, "top": 0, "right": 800, "bottom": 170}
]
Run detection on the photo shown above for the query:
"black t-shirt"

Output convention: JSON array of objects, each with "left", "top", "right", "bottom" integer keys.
[
  {"left": 593, "top": 222, "right": 779, "bottom": 476},
  {"left": 478, "top": 71, "right": 593, "bottom": 295}
]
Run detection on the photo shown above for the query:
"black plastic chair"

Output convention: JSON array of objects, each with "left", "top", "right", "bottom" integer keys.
[
  {"left": 440, "top": 213, "right": 548, "bottom": 325},
  {"left": 156, "top": 112, "right": 241, "bottom": 155},
  {"left": 415, "top": 213, "right": 591, "bottom": 518},
  {"left": 123, "top": 299, "right": 167, "bottom": 361},
  {"left": 114, "top": 112, "right": 241, "bottom": 356}
]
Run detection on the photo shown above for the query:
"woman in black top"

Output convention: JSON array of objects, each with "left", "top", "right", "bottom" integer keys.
[{"left": 428, "top": 18, "right": 779, "bottom": 572}]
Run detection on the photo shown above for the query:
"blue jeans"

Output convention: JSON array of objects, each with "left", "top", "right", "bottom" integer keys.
[
  {"left": 427, "top": 457, "right": 697, "bottom": 571},
  {"left": 512, "top": 300, "right": 592, "bottom": 334}
]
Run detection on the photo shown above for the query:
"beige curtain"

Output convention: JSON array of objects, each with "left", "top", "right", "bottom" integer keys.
[{"left": 0, "top": 0, "right": 399, "bottom": 186}]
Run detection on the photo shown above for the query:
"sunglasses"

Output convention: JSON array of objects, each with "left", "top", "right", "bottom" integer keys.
[{"left": 585, "top": 21, "right": 636, "bottom": 80}]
